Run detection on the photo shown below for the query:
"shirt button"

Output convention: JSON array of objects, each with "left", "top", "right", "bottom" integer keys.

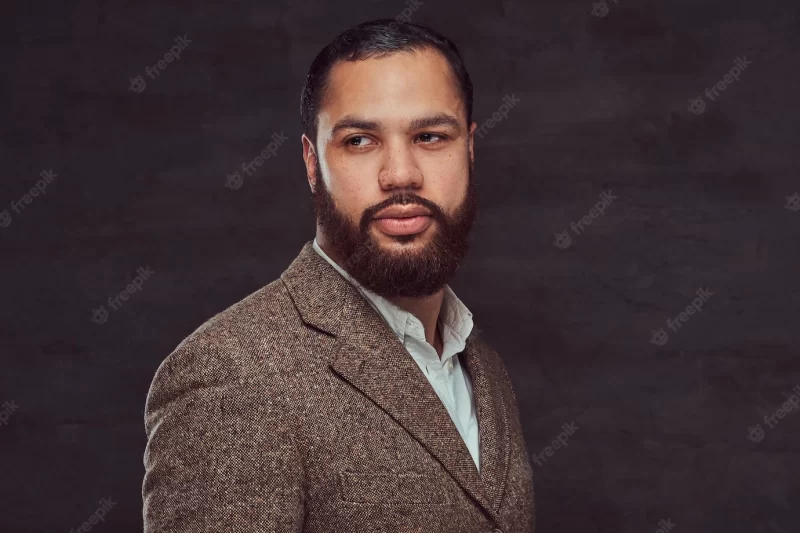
[{"left": 446, "top": 358, "right": 454, "bottom": 371}]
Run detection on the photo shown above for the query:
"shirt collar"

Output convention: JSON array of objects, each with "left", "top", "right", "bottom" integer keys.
[{"left": 311, "top": 238, "right": 474, "bottom": 360}]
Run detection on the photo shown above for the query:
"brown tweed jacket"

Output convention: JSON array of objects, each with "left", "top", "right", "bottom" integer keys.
[{"left": 142, "top": 241, "right": 535, "bottom": 532}]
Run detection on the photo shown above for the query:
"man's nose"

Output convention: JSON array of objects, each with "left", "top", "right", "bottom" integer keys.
[{"left": 378, "top": 143, "right": 422, "bottom": 190}]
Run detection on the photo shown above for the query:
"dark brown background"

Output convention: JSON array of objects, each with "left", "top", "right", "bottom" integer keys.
[{"left": 2, "top": 0, "right": 799, "bottom": 531}]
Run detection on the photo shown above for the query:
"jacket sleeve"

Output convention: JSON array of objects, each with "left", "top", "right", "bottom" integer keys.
[{"left": 142, "top": 340, "right": 305, "bottom": 532}]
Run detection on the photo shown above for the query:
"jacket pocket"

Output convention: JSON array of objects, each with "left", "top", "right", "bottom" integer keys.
[{"left": 338, "top": 470, "right": 452, "bottom": 505}]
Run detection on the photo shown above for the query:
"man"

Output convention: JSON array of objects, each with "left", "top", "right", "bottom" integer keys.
[{"left": 142, "top": 19, "right": 535, "bottom": 533}]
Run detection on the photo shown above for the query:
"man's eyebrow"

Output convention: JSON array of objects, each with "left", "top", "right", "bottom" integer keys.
[
  {"left": 330, "top": 116, "right": 381, "bottom": 137},
  {"left": 409, "top": 113, "right": 462, "bottom": 132},
  {"left": 329, "top": 113, "right": 463, "bottom": 137}
]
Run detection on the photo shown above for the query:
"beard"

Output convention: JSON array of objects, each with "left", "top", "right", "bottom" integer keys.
[{"left": 311, "top": 160, "right": 478, "bottom": 298}]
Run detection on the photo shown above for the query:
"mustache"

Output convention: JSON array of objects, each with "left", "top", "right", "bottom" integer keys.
[{"left": 359, "top": 191, "right": 446, "bottom": 231}]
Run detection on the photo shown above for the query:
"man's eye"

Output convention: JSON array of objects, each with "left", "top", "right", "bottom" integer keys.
[
  {"left": 417, "top": 133, "right": 445, "bottom": 143},
  {"left": 347, "top": 136, "right": 374, "bottom": 147}
]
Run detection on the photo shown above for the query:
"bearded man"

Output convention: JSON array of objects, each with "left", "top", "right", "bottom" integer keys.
[{"left": 142, "top": 18, "right": 535, "bottom": 533}]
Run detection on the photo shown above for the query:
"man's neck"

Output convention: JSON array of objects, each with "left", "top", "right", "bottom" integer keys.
[{"left": 387, "top": 292, "right": 445, "bottom": 358}]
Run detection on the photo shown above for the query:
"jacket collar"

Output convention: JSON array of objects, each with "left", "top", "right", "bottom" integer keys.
[{"left": 280, "top": 240, "right": 510, "bottom": 523}]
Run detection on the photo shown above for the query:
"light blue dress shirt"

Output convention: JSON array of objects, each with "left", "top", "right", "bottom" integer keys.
[{"left": 312, "top": 238, "right": 481, "bottom": 471}]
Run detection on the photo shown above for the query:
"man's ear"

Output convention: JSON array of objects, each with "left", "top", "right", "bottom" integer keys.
[
  {"left": 301, "top": 134, "right": 318, "bottom": 192},
  {"left": 468, "top": 121, "right": 477, "bottom": 165}
]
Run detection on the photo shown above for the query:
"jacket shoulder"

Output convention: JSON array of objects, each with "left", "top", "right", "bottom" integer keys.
[
  {"left": 146, "top": 278, "right": 306, "bottom": 405},
  {"left": 184, "top": 277, "right": 301, "bottom": 354}
]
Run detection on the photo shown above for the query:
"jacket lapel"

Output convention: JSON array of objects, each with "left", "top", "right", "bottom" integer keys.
[
  {"left": 280, "top": 241, "right": 508, "bottom": 523},
  {"left": 461, "top": 336, "right": 511, "bottom": 514}
]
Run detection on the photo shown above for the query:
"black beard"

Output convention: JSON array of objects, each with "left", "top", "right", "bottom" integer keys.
[{"left": 311, "top": 161, "right": 478, "bottom": 298}]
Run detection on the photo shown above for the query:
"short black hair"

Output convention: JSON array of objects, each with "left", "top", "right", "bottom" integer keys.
[{"left": 300, "top": 19, "right": 474, "bottom": 148}]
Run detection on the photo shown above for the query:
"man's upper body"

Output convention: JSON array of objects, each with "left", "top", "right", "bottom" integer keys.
[
  {"left": 142, "top": 240, "right": 535, "bottom": 532},
  {"left": 143, "top": 18, "right": 536, "bottom": 533}
]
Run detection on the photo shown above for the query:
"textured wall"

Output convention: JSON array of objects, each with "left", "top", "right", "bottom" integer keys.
[{"left": 2, "top": 0, "right": 799, "bottom": 531}]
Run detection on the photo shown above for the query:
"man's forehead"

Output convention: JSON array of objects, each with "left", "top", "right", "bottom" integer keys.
[{"left": 319, "top": 48, "right": 465, "bottom": 130}]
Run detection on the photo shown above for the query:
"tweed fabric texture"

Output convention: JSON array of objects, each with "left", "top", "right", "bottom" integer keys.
[{"left": 142, "top": 240, "right": 536, "bottom": 532}]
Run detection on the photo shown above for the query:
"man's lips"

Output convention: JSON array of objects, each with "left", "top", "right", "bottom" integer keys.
[
  {"left": 373, "top": 204, "right": 432, "bottom": 219},
  {"left": 372, "top": 204, "right": 435, "bottom": 236},
  {"left": 372, "top": 215, "right": 433, "bottom": 236}
]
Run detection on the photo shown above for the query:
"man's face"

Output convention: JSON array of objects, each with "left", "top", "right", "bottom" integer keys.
[{"left": 303, "top": 47, "right": 478, "bottom": 298}]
